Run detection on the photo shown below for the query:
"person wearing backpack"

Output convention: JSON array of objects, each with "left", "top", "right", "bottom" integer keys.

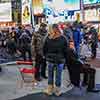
[{"left": 19, "top": 29, "right": 32, "bottom": 61}]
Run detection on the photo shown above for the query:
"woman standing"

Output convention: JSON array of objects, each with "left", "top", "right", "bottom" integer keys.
[{"left": 43, "top": 24, "right": 68, "bottom": 96}]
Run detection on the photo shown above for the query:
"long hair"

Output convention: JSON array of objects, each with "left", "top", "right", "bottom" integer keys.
[{"left": 48, "top": 24, "right": 61, "bottom": 39}]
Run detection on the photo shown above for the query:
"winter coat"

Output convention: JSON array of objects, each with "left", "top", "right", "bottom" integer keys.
[
  {"left": 89, "top": 28, "right": 98, "bottom": 45},
  {"left": 66, "top": 48, "right": 79, "bottom": 66},
  {"left": 19, "top": 31, "right": 31, "bottom": 48},
  {"left": 43, "top": 35, "right": 68, "bottom": 64},
  {"left": 63, "top": 28, "right": 73, "bottom": 43},
  {"left": 31, "top": 28, "right": 48, "bottom": 59},
  {"left": 73, "top": 28, "right": 81, "bottom": 46}
]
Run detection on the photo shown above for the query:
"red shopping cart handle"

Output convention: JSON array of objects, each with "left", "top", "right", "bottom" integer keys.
[
  {"left": 16, "top": 61, "right": 33, "bottom": 65},
  {"left": 20, "top": 67, "right": 36, "bottom": 73}
]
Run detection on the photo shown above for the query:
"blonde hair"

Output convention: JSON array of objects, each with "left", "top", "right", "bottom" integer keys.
[
  {"left": 48, "top": 25, "right": 53, "bottom": 33},
  {"left": 48, "top": 24, "right": 61, "bottom": 39}
]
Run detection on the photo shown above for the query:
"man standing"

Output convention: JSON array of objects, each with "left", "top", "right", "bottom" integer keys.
[
  {"left": 19, "top": 29, "right": 32, "bottom": 61},
  {"left": 32, "top": 23, "right": 48, "bottom": 81},
  {"left": 72, "top": 22, "right": 81, "bottom": 57},
  {"left": 89, "top": 26, "right": 98, "bottom": 59}
]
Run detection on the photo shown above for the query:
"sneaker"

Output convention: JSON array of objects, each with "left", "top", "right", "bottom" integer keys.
[
  {"left": 44, "top": 85, "right": 54, "bottom": 96},
  {"left": 54, "top": 87, "right": 62, "bottom": 96}
]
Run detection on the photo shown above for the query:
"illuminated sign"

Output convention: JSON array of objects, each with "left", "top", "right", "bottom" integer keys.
[
  {"left": 32, "top": 0, "right": 44, "bottom": 15},
  {"left": 84, "top": 9, "right": 99, "bottom": 21},
  {"left": 22, "top": 0, "right": 31, "bottom": 25},
  {"left": 83, "top": 0, "right": 100, "bottom": 4},
  {"left": 0, "top": 3, "right": 12, "bottom": 22},
  {"left": 64, "top": 0, "right": 80, "bottom": 10}
]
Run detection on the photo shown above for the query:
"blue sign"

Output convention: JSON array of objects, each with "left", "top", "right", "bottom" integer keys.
[{"left": 43, "top": 7, "right": 53, "bottom": 15}]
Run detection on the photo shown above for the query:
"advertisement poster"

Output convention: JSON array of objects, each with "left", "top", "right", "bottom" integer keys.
[
  {"left": 22, "top": 0, "right": 31, "bottom": 25},
  {"left": 43, "top": 0, "right": 80, "bottom": 24},
  {"left": 84, "top": 9, "right": 99, "bottom": 21},
  {"left": 32, "top": 0, "right": 44, "bottom": 15},
  {"left": 45, "top": 0, "right": 80, "bottom": 11},
  {"left": 0, "top": 3, "right": 12, "bottom": 22},
  {"left": 83, "top": 0, "right": 100, "bottom": 4},
  {"left": 64, "top": 0, "right": 80, "bottom": 10}
]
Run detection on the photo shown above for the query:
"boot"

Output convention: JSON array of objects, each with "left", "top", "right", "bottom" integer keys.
[
  {"left": 44, "top": 85, "right": 54, "bottom": 95},
  {"left": 54, "top": 86, "right": 62, "bottom": 96},
  {"left": 35, "top": 68, "right": 42, "bottom": 81},
  {"left": 87, "top": 69, "right": 95, "bottom": 92},
  {"left": 0, "top": 67, "right": 2, "bottom": 72}
]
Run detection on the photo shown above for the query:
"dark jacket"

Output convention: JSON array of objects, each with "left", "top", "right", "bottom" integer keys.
[
  {"left": 19, "top": 31, "right": 31, "bottom": 48},
  {"left": 66, "top": 48, "right": 79, "bottom": 66},
  {"left": 31, "top": 28, "right": 48, "bottom": 56},
  {"left": 73, "top": 28, "right": 81, "bottom": 46},
  {"left": 89, "top": 27, "right": 98, "bottom": 45},
  {"left": 43, "top": 35, "right": 68, "bottom": 63},
  {"left": 63, "top": 27, "right": 73, "bottom": 44}
]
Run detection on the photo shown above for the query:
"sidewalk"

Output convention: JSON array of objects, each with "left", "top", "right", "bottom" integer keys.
[
  {"left": 0, "top": 65, "right": 72, "bottom": 100},
  {"left": 0, "top": 47, "right": 100, "bottom": 100}
]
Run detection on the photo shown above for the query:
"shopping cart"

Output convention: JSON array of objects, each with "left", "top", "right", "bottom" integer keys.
[{"left": 16, "top": 61, "right": 37, "bottom": 88}]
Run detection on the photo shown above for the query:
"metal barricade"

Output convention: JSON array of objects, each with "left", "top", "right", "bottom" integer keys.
[{"left": 16, "top": 61, "right": 37, "bottom": 88}]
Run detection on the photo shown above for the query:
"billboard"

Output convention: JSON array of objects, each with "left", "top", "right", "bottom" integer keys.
[
  {"left": 84, "top": 9, "right": 99, "bottom": 21},
  {"left": 43, "top": 0, "right": 80, "bottom": 24},
  {"left": 83, "top": 0, "right": 100, "bottom": 4},
  {"left": 32, "top": 0, "right": 44, "bottom": 15},
  {"left": 22, "top": 0, "right": 31, "bottom": 25},
  {"left": 0, "top": 3, "right": 12, "bottom": 22},
  {"left": 63, "top": 0, "right": 80, "bottom": 10},
  {"left": 44, "top": 0, "right": 80, "bottom": 11}
]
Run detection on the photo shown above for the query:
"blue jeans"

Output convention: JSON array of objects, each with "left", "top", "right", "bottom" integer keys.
[
  {"left": 75, "top": 44, "right": 80, "bottom": 57},
  {"left": 48, "top": 63, "right": 64, "bottom": 87}
]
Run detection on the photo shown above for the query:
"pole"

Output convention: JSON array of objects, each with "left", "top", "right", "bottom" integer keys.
[
  {"left": 80, "top": 0, "right": 85, "bottom": 22},
  {"left": 30, "top": 0, "right": 34, "bottom": 27}
]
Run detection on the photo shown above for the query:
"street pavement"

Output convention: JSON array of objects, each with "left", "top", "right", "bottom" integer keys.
[
  {"left": 0, "top": 65, "right": 72, "bottom": 100},
  {"left": 0, "top": 44, "right": 100, "bottom": 100}
]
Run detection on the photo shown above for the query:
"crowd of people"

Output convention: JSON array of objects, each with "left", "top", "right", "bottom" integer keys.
[
  {"left": 0, "top": 26, "right": 33, "bottom": 60},
  {"left": 0, "top": 21, "right": 100, "bottom": 96}
]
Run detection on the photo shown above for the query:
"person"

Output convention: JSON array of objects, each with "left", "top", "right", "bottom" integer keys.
[
  {"left": 7, "top": 29, "right": 17, "bottom": 55},
  {"left": 7, "top": 38, "right": 16, "bottom": 55},
  {"left": 81, "top": 63, "right": 100, "bottom": 92},
  {"left": 72, "top": 22, "right": 81, "bottom": 57},
  {"left": 63, "top": 23, "right": 73, "bottom": 45},
  {"left": 10, "top": 27, "right": 17, "bottom": 44},
  {"left": 66, "top": 41, "right": 100, "bottom": 94},
  {"left": 19, "top": 29, "right": 32, "bottom": 61},
  {"left": 31, "top": 23, "right": 48, "bottom": 81},
  {"left": 43, "top": 24, "right": 68, "bottom": 96},
  {"left": 89, "top": 26, "right": 98, "bottom": 59},
  {"left": 66, "top": 41, "right": 81, "bottom": 89}
]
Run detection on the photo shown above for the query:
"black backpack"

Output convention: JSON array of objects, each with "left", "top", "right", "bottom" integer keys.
[{"left": 20, "top": 33, "right": 31, "bottom": 47}]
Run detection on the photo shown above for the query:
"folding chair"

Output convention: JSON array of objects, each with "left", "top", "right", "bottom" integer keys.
[{"left": 16, "top": 61, "right": 37, "bottom": 88}]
